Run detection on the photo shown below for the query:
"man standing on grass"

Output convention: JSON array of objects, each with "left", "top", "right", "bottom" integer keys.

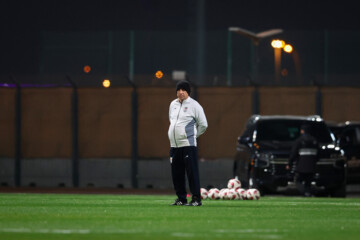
[{"left": 168, "top": 80, "right": 208, "bottom": 206}]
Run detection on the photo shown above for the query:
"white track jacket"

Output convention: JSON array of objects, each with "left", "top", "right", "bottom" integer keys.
[{"left": 168, "top": 96, "right": 208, "bottom": 148}]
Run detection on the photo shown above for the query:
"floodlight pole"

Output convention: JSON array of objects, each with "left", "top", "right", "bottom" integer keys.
[{"left": 274, "top": 48, "right": 282, "bottom": 83}]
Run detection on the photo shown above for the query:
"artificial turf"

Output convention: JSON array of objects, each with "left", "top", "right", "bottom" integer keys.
[{"left": 0, "top": 193, "right": 359, "bottom": 240}]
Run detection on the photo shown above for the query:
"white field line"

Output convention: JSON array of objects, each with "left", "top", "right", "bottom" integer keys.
[
  {"left": 0, "top": 228, "right": 149, "bottom": 234},
  {"left": 214, "top": 229, "right": 287, "bottom": 233},
  {"left": 0, "top": 228, "right": 90, "bottom": 234},
  {"left": 213, "top": 229, "right": 285, "bottom": 239},
  {"left": 284, "top": 202, "right": 360, "bottom": 206},
  {"left": 0, "top": 227, "right": 285, "bottom": 238},
  {"left": 243, "top": 200, "right": 360, "bottom": 207},
  {"left": 171, "top": 232, "right": 195, "bottom": 237}
]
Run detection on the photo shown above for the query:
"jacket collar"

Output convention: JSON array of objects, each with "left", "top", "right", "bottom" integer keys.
[{"left": 177, "top": 96, "right": 191, "bottom": 104}]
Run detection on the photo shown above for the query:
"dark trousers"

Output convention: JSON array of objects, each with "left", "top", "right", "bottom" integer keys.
[
  {"left": 170, "top": 146, "right": 201, "bottom": 201},
  {"left": 295, "top": 172, "right": 314, "bottom": 196}
]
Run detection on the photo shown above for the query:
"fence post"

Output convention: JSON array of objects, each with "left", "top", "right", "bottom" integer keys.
[
  {"left": 316, "top": 86, "right": 322, "bottom": 117},
  {"left": 66, "top": 76, "right": 79, "bottom": 187},
  {"left": 10, "top": 75, "right": 21, "bottom": 187},
  {"left": 128, "top": 78, "right": 138, "bottom": 188},
  {"left": 129, "top": 30, "right": 135, "bottom": 82}
]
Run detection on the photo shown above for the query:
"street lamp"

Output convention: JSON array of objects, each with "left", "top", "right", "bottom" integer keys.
[
  {"left": 271, "top": 39, "right": 286, "bottom": 83},
  {"left": 271, "top": 40, "right": 285, "bottom": 49},
  {"left": 271, "top": 41, "right": 300, "bottom": 84},
  {"left": 228, "top": 27, "right": 283, "bottom": 86}
]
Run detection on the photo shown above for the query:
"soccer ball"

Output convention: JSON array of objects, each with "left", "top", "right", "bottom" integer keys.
[
  {"left": 227, "top": 178, "right": 241, "bottom": 189},
  {"left": 208, "top": 188, "right": 220, "bottom": 200},
  {"left": 200, "top": 188, "right": 208, "bottom": 200},
  {"left": 219, "top": 188, "right": 229, "bottom": 200},
  {"left": 236, "top": 188, "right": 247, "bottom": 200},
  {"left": 246, "top": 188, "right": 261, "bottom": 200},
  {"left": 227, "top": 188, "right": 240, "bottom": 200}
]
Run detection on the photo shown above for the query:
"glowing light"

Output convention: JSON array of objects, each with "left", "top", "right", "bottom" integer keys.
[
  {"left": 271, "top": 39, "right": 285, "bottom": 49},
  {"left": 103, "top": 79, "right": 111, "bottom": 88},
  {"left": 83, "top": 65, "right": 91, "bottom": 73},
  {"left": 155, "top": 70, "right": 164, "bottom": 79},
  {"left": 284, "top": 44, "right": 293, "bottom": 53},
  {"left": 327, "top": 144, "right": 335, "bottom": 149},
  {"left": 252, "top": 130, "right": 257, "bottom": 142}
]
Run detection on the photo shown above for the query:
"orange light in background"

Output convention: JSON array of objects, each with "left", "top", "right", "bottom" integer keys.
[
  {"left": 83, "top": 65, "right": 91, "bottom": 73},
  {"left": 281, "top": 68, "right": 289, "bottom": 77},
  {"left": 155, "top": 70, "right": 164, "bottom": 79},
  {"left": 284, "top": 44, "right": 293, "bottom": 53},
  {"left": 103, "top": 79, "right": 111, "bottom": 88},
  {"left": 271, "top": 39, "right": 285, "bottom": 49}
]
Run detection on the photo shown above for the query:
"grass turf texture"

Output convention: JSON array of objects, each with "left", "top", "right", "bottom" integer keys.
[{"left": 0, "top": 193, "right": 359, "bottom": 240}]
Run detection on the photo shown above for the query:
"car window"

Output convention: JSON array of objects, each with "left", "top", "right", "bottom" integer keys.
[
  {"left": 256, "top": 120, "right": 333, "bottom": 143},
  {"left": 340, "top": 128, "right": 360, "bottom": 146}
]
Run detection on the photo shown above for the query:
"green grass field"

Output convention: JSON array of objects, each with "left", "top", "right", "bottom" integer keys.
[{"left": 0, "top": 193, "right": 359, "bottom": 240}]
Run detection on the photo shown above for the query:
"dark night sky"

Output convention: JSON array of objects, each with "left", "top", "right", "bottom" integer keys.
[
  {"left": 0, "top": 0, "right": 359, "bottom": 74},
  {"left": 1, "top": 0, "right": 359, "bottom": 31}
]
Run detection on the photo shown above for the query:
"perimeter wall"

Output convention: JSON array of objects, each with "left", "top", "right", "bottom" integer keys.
[{"left": 1, "top": 86, "right": 360, "bottom": 159}]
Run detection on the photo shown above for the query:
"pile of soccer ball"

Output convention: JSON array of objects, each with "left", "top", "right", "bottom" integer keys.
[{"left": 201, "top": 178, "right": 260, "bottom": 200}]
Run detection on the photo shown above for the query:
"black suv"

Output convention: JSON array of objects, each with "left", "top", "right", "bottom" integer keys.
[
  {"left": 328, "top": 122, "right": 360, "bottom": 184},
  {"left": 234, "top": 115, "right": 347, "bottom": 197}
]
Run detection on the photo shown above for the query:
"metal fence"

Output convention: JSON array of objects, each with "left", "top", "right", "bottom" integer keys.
[
  {"left": 22, "top": 30, "right": 355, "bottom": 87},
  {"left": 2, "top": 30, "right": 358, "bottom": 87}
]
